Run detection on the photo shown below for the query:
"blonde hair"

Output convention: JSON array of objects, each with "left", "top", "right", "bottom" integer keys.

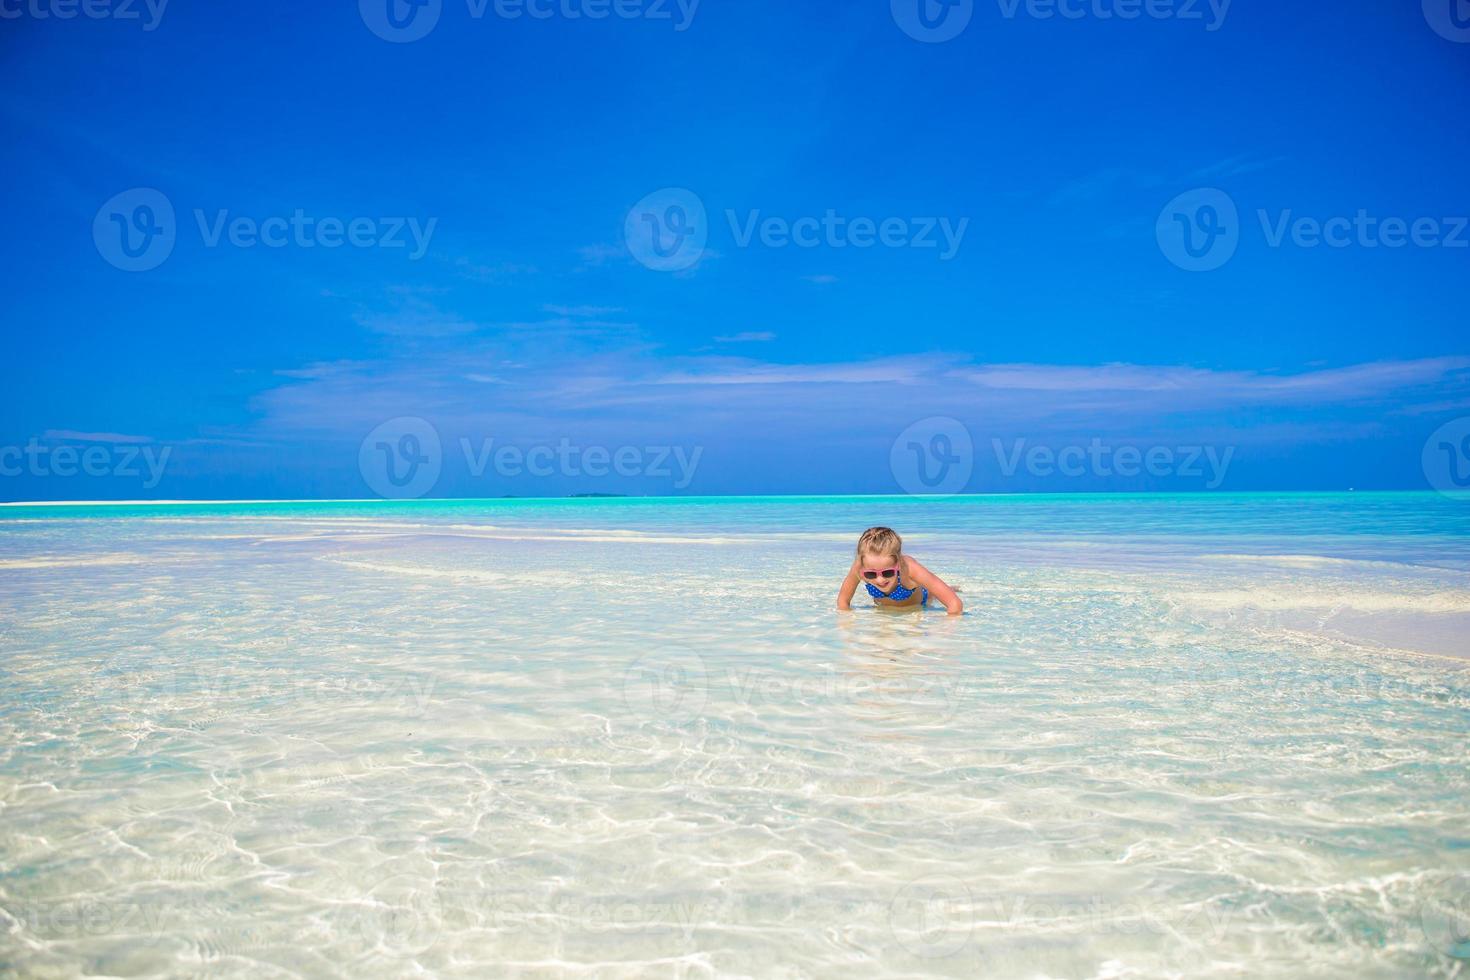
[{"left": 856, "top": 526, "right": 902, "bottom": 561}]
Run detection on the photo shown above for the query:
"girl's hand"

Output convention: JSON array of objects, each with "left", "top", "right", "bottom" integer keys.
[
  {"left": 904, "top": 556, "right": 963, "bottom": 615},
  {"left": 836, "top": 562, "right": 861, "bottom": 611}
]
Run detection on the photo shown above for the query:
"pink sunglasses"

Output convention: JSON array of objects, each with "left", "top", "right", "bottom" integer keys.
[{"left": 861, "top": 567, "right": 897, "bottom": 581}]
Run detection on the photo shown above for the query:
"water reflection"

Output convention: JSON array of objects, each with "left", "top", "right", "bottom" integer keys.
[{"left": 835, "top": 610, "right": 966, "bottom": 733}]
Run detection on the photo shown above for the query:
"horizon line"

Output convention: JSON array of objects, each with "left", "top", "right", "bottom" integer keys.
[{"left": 0, "top": 488, "right": 1454, "bottom": 507}]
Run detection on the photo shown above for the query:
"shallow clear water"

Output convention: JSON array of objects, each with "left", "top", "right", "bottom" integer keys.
[{"left": 2, "top": 494, "right": 1469, "bottom": 978}]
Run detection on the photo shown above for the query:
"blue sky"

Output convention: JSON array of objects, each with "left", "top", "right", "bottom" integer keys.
[{"left": 2, "top": 0, "right": 1468, "bottom": 499}]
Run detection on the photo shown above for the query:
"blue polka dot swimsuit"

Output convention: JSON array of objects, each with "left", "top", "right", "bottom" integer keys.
[{"left": 864, "top": 568, "right": 928, "bottom": 607}]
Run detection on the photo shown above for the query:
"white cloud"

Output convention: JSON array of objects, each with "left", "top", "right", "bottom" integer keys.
[
  {"left": 543, "top": 304, "right": 624, "bottom": 317},
  {"left": 577, "top": 243, "right": 626, "bottom": 266},
  {"left": 41, "top": 430, "right": 154, "bottom": 444},
  {"left": 243, "top": 345, "right": 1470, "bottom": 452},
  {"left": 351, "top": 288, "right": 484, "bottom": 337},
  {"left": 957, "top": 357, "right": 1470, "bottom": 406},
  {"left": 452, "top": 257, "right": 537, "bottom": 282},
  {"left": 713, "top": 331, "right": 776, "bottom": 344}
]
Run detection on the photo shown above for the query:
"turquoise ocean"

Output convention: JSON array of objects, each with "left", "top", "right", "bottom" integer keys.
[{"left": 2, "top": 493, "right": 1468, "bottom": 977}]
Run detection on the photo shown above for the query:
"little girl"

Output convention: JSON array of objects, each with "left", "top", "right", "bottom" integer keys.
[{"left": 836, "top": 526, "right": 962, "bottom": 615}]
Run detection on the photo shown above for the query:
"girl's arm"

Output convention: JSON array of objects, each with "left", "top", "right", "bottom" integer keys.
[
  {"left": 904, "top": 556, "right": 963, "bottom": 615},
  {"left": 836, "top": 561, "right": 861, "bottom": 611}
]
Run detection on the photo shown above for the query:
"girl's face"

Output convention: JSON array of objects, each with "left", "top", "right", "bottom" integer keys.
[{"left": 859, "top": 551, "right": 901, "bottom": 593}]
